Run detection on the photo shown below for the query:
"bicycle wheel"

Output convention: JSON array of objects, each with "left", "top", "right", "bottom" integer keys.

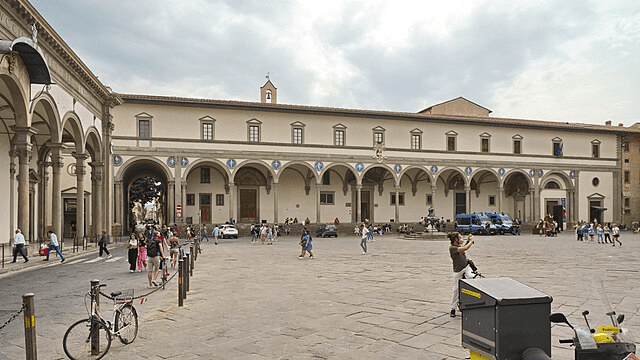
[
  {"left": 114, "top": 304, "right": 138, "bottom": 344},
  {"left": 63, "top": 318, "right": 111, "bottom": 360}
]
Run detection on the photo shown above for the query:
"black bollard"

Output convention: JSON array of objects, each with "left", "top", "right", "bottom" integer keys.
[
  {"left": 178, "top": 258, "right": 184, "bottom": 307},
  {"left": 90, "top": 280, "right": 101, "bottom": 355}
]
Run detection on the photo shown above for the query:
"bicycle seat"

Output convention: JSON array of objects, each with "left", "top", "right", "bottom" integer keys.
[{"left": 110, "top": 291, "right": 122, "bottom": 298}]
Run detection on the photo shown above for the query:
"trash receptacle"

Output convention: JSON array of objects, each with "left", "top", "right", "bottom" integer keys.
[{"left": 460, "top": 277, "right": 553, "bottom": 360}]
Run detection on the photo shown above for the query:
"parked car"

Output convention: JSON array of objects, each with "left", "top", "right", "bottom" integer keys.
[
  {"left": 486, "top": 212, "right": 516, "bottom": 234},
  {"left": 455, "top": 213, "right": 496, "bottom": 235},
  {"left": 219, "top": 224, "right": 239, "bottom": 239},
  {"left": 315, "top": 224, "right": 338, "bottom": 238}
]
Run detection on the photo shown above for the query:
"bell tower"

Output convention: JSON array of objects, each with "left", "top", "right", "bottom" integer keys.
[{"left": 260, "top": 74, "right": 277, "bottom": 104}]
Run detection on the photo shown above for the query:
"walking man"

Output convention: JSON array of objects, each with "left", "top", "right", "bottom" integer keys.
[
  {"left": 201, "top": 224, "right": 209, "bottom": 243},
  {"left": 213, "top": 224, "right": 220, "bottom": 245},
  {"left": 97, "top": 230, "right": 112, "bottom": 258},
  {"left": 360, "top": 223, "right": 369, "bottom": 254},
  {"left": 147, "top": 232, "right": 164, "bottom": 287},
  {"left": 449, "top": 232, "right": 476, "bottom": 317},
  {"left": 11, "top": 229, "right": 29, "bottom": 263},
  {"left": 44, "top": 230, "right": 65, "bottom": 262}
]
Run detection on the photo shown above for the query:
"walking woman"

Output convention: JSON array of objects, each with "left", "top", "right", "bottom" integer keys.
[
  {"left": 137, "top": 231, "right": 147, "bottom": 272},
  {"left": 127, "top": 233, "right": 138, "bottom": 272},
  {"left": 97, "top": 230, "right": 112, "bottom": 258}
]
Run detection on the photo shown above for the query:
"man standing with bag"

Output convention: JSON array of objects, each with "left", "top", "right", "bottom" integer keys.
[
  {"left": 146, "top": 232, "right": 164, "bottom": 287},
  {"left": 44, "top": 230, "right": 65, "bottom": 263},
  {"left": 11, "top": 229, "right": 29, "bottom": 263}
]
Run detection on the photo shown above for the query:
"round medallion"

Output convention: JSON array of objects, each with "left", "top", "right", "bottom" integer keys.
[
  {"left": 113, "top": 155, "right": 123, "bottom": 167},
  {"left": 227, "top": 159, "right": 237, "bottom": 169},
  {"left": 355, "top": 163, "right": 364, "bottom": 172},
  {"left": 314, "top": 161, "right": 324, "bottom": 171},
  {"left": 465, "top": 167, "right": 472, "bottom": 175},
  {"left": 431, "top": 166, "right": 438, "bottom": 174},
  {"left": 529, "top": 169, "right": 535, "bottom": 177},
  {"left": 166, "top": 156, "right": 176, "bottom": 168},
  {"left": 67, "top": 163, "right": 76, "bottom": 176},
  {"left": 538, "top": 169, "right": 544, "bottom": 177},
  {"left": 181, "top": 157, "right": 189, "bottom": 167},
  {"left": 394, "top": 164, "right": 402, "bottom": 174},
  {"left": 569, "top": 170, "right": 576, "bottom": 178},
  {"left": 272, "top": 160, "right": 281, "bottom": 170},
  {"left": 498, "top": 168, "right": 505, "bottom": 176}
]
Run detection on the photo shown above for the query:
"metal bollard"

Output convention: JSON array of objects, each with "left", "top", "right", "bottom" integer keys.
[
  {"left": 178, "top": 258, "right": 184, "bottom": 307},
  {"left": 181, "top": 255, "right": 187, "bottom": 300},
  {"left": 90, "top": 280, "right": 100, "bottom": 355},
  {"left": 23, "top": 293, "right": 37, "bottom": 360},
  {"left": 190, "top": 245, "right": 195, "bottom": 272},
  {"left": 185, "top": 254, "right": 190, "bottom": 293}
]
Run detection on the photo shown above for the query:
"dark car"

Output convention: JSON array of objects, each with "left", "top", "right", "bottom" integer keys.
[{"left": 315, "top": 224, "right": 338, "bottom": 238}]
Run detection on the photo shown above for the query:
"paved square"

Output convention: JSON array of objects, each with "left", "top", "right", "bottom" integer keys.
[{"left": 106, "top": 230, "right": 640, "bottom": 359}]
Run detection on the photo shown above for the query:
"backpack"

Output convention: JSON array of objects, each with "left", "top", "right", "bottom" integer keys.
[{"left": 147, "top": 238, "right": 159, "bottom": 256}]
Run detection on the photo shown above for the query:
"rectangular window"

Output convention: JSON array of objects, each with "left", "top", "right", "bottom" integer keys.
[
  {"left": 623, "top": 141, "right": 629, "bottom": 152},
  {"left": 513, "top": 139, "right": 522, "bottom": 154},
  {"left": 625, "top": 171, "right": 630, "bottom": 183},
  {"left": 426, "top": 194, "right": 432, "bottom": 206},
  {"left": 488, "top": 195, "right": 496, "bottom": 206},
  {"left": 186, "top": 194, "right": 195, "bottom": 206},
  {"left": 592, "top": 143, "right": 600, "bottom": 158},
  {"left": 390, "top": 193, "right": 405, "bottom": 206},
  {"left": 138, "top": 119, "right": 150, "bottom": 139},
  {"left": 411, "top": 134, "right": 421, "bottom": 150},
  {"left": 292, "top": 127, "right": 303, "bottom": 144},
  {"left": 202, "top": 123, "right": 213, "bottom": 141},
  {"left": 481, "top": 138, "right": 489, "bottom": 153},
  {"left": 320, "top": 191, "right": 334, "bottom": 205},
  {"left": 249, "top": 125, "right": 260, "bottom": 142},
  {"left": 201, "top": 167, "right": 210, "bottom": 183},
  {"left": 447, "top": 136, "right": 456, "bottom": 151},
  {"left": 625, "top": 159, "right": 629, "bottom": 163},
  {"left": 374, "top": 132, "right": 384, "bottom": 144},
  {"left": 216, "top": 194, "right": 224, "bottom": 206},
  {"left": 553, "top": 142, "right": 562, "bottom": 157},
  {"left": 624, "top": 197, "right": 630, "bottom": 207},
  {"left": 335, "top": 130, "right": 344, "bottom": 146}
]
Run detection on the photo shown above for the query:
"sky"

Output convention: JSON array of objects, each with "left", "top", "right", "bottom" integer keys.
[{"left": 31, "top": 0, "right": 640, "bottom": 126}]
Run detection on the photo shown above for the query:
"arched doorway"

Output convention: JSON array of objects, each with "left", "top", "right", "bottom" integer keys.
[
  {"left": 504, "top": 171, "right": 532, "bottom": 222},
  {"left": 120, "top": 159, "right": 170, "bottom": 234}
]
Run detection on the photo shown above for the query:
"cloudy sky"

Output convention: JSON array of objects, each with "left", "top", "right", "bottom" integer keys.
[{"left": 31, "top": 0, "right": 640, "bottom": 126}]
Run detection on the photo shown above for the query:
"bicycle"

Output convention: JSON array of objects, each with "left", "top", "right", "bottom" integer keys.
[{"left": 62, "top": 283, "right": 138, "bottom": 360}]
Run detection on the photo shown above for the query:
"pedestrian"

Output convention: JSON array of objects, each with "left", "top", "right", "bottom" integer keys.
[
  {"left": 146, "top": 232, "right": 164, "bottom": 287},
  {"left": 588, "top": 223, "right": 595, "bottom": 242},
  {"left": 97, "top": 230, "right": 112, "bottom": 258},
  {"left": 201, "top": 224, "right": 209, "bottom": 242},
  {"left": 611, "top": 224, "right": 622, "bottom": 246},
  {"left": 360, "top": 223, "right": 369, "bottom": 254},
  {"left": 298, "top": 226, "right": 314, "bottom": 259},
  {"left": 44, "top": 230, "right": 65, "bottom": 263},
  {"left": 213, "top": 224, "right": 220, "bottom": 245},
  {"left": 596, "top": 224, "right": 604, "bottom": 244},
  {"left": 169, "top": 232, "right": 180, "bottom": 267},
  {"left": 603, "top": 223, "right": 611, "bottom": 243},
  {"left": 448, "top": 231, "right": 476, "bottom": 317},
  {"left": 127, "top": 233, "right": 138, "bottom": 272},
  {"left": 267, "top": 225, "right": 273, "bottom": 245},
  {"left": 137, "top": 231, "right": 147, "bottom": 271},
  {"left": 11, "top": 229, "right": 29, "bottom": 263}
]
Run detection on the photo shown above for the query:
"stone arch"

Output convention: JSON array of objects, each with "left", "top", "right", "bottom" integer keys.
[
  {"left": 116, "top": 156, "right": 174, "bottom": 234},
  {"left": 84, "top": 126, "right": 102, "bottom": 162},
  {"left": 279, "top": 160, "right": 316, "bottom": 183},
  {"left": 321, "top": 162, "right": 358, "bottom": 196},
  {"left": 398, "top": 166, "right": 433, "bottom": 196},
  {"left": 183, "top": 158, "right": 231, "bottom": 182},
  {"left": 60, "top": 111, "right": 85, "bottom": 153},
  {"left": 435, "top": 167, "right": 468, "bottom": 196},
  {"left": 182, "top": 159, "right": 231, "bottom": 224},
  {"left": 30, "top": 90, "right": 62, "bottom": 143},
  {"left": 540, "top": 171, "right": 573, "bottom": 191}
]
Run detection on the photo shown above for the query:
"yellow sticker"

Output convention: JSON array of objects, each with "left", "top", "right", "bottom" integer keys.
[
  {"left": 597, "top": 325, "right": 620, "bottom": 333},
  {"left": 461, "top": 288, "right": 481, "bottom": 299}
]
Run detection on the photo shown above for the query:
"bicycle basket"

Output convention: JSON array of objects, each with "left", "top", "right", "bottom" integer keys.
[{"left": 115, "top": 289, "right": 134, "bottom": 303}]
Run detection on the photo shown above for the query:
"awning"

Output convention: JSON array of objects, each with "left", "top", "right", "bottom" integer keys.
[{"left": 590, "top": 206, "right": 607, "bottom": 211}]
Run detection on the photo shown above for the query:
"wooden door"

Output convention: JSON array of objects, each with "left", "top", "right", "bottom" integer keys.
[{"left": 240, "top": 189, "right": 257, "bottom": 222}]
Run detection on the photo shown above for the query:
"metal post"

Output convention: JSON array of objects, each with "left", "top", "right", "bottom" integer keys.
[
  {"left": 23, "top": 293, "right": 37, "bottom": 360},
  {"left": 90, "top": 279, "right": 100, "bottom": 355},
  {"left": 190, "top": 244, "right": 195, "bottom": 272},
  {"left": 178, "top": 258, "right": 184, "bottom": 307},
  {"left": 184, "top": 254, "right": 190, "bottom": 293},
  {"left": 181, "top": 255, "right": 187, "bottom": 300}
]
